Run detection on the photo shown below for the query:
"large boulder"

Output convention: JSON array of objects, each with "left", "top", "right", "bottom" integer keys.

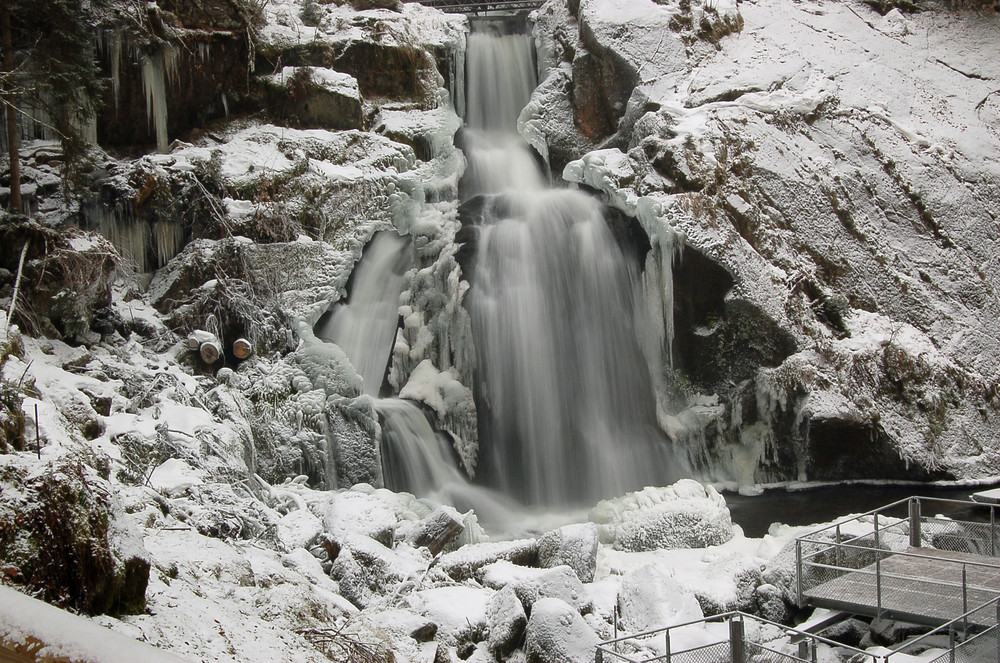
[
  {"left": 538, "top": 523, "right": 599, "bottom": 583},
  {"left": 524, "top": 597, "right": 600, "bottom": 663},
  {"left": 259, "top": 67, "right": 363, "bottom": 130},
  {"left": 618, "top": 563, "right": 703, "bottom": 633},
  {"left": 591, "top": 480, "right": 734, "bottom": 551},
  {"left": 486, "top": 585, "right": 527, "bottom": 658}
]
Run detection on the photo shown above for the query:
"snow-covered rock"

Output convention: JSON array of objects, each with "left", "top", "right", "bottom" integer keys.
[
  {"left": 537, "top": 523, "right": 600, "bottom": 583},
  {"left": 524, "top": 597, "right": 600, "bottom": 663},
  {"left": 591, "top": 481, "right": 734, "bottom": 550},
  {"left": 409, "top": 585, "right": 493, "bottom": 645},
  {"left": 486, "top": 585, "right": 528, "bottom": 658},
  {"left": 330, "top": 533, "right": 427, "bottom": 608},
  {"left": 617, "top": 563, "right": 704, "bottom": 633},
  {"left": 438, "top": 538, "right": 539, "bottom": 582}
]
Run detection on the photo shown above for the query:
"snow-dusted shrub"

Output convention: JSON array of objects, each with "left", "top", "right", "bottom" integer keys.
[{"left": 0, "top": 453, "right": 149, "bottom": 615}]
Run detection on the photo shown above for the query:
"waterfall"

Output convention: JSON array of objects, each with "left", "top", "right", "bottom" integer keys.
[
  {"left": 317, "top": 231, "right": 518, "bottom": 525},
  {"left": 316, "top": 232, "right": 411, "bottom": 397},
  {"left": 461, "top": 21, "right": 678, "bottom": 506}
]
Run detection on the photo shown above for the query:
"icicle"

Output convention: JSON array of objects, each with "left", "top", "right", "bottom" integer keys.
[
  {"left": 141, "top": 52, "right": 168, "bottom": 152},
  {"left": 221, "top": 92, "right": 229, "bottom": 118},
  {"left": 153, "top": 220, "right": 184, "bottom": 268},
  {"left": 110, "top": 32, "right": 123, "bottom": 109},
  {"left": 141, "top": 45, "right": 177, "bottom": 153}
]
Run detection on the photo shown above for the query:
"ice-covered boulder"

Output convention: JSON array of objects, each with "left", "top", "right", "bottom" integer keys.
[
  {"left": 481, "top": 561, "right": 592, "bottom": 616},
  {"left": 486, "top": 585, "right": 527, "bottom": 658},
  {"left": 591, "top": 480, "right": 734, "bottom": 551},
  {"left": 538, "top": 522, "right": 600, "bottom": 583},
  {"left": 617, "top": 563, "right": 704, "bottom": 633},
  {"left": 438, "top": 538, "right": 539, "bottom": 582},
  {"left": 524, "top": 597, "right": 600, "bottom": 663},
  {"left": 330, "top": 533, "right": 426, "bottom": 608},
  {"left": 409, "top": 585, "right": 492, "bottom": 646}
]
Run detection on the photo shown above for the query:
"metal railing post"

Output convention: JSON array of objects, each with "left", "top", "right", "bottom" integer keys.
[
  {"left": 835, "top": 524, "right": 842, "bottom": 569},
  {"left": 962, "top": 564, "right": 968, "bottom": 615},
  {"left": 730, "top": 616, "right": 744, "bottom": 663},
  {"left": 909, "top": 498, "right": 921, "bottom": 548},
  {"left": 665, "top": 630, "right": 671, "bottom": 663},
  {"left": 796, "top": 540, "right": 803, "bottom": 605},
  {"left": 597, "top": 647, "right": 603, "bottom": 663},
  {"left": 991, "top": 506, "right": 996, "bottom": 557},
  {"left": 949, "top": 625, "right": 956, "bottom": 663},
  {"left": 874, "top": 512, "right": 880, "bottom": 548},
  {"left": 876, "top": 552, "right": 882, "bottom": 618},
  {"left": 797, "top": 640, "right": 808, "bottom": 661}
]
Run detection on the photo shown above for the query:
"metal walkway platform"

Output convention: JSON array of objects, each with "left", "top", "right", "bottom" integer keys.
[
  {"left": 796, "top": 496, "right": 1000, "bottom": 626},
  {"left": 803, "top": 547, "right": 1000, "bottom": 625}
]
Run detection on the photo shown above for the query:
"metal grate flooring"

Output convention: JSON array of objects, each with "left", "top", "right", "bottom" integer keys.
[{"left": 803, "top": 547, "right": 1000, "bottom": 625}]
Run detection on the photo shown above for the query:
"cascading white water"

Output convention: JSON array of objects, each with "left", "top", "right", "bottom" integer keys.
[
  {"left": 377, "top": 399, "right": 519, "bottom": 527},
  {"left": 462, "top": 22, "right": 678, "bottom": 506},
  {"left": 317, "top": 231, "right": 518, "bottom": 525},
  {"left": 316, "top": 232, "right": 411, "bottom": 396}
]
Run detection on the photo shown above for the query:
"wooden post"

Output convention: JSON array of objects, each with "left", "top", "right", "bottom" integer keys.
[{"left": 199, "top": 339, "right": 222, "bottom": 364}]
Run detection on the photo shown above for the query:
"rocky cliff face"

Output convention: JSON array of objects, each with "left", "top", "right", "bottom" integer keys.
[{"left": 527, "top": 0, "right": 1000, "bottom": 485}]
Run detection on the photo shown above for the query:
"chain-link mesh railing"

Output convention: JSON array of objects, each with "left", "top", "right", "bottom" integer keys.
[
  {"left": 597, "top": 598, "right": 998, "bottom": 663},
  {"left": 669, "top": 642, "right": 731, "bottom": 663}
]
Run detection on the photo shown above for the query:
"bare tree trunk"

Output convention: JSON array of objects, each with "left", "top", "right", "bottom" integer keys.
[{"left": 1, "top": 5, "right": 21, "bottom": 215}]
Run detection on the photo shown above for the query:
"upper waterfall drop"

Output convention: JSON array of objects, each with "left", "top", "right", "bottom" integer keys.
[{"left": 460, "top": 19, "right": 681, "bottom": 506}]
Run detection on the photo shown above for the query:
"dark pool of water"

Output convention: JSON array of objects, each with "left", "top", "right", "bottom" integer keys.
[{"left": 724, "top": 483, "right": 1000, "bottom": 538}]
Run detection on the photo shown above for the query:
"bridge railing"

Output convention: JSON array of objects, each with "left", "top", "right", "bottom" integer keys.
[
  {"left": 419, "top": 0, "right": 543, "bottom": 13},
  {"left": 795, "top": 496, "right": 1000, "bottom": 617},
  {"left": 596, "top": 598, "right": 1000, "bottom": 663}
]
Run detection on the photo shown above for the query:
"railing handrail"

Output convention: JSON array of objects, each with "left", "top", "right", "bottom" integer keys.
[
  {"left": 800, "top": 540, "right": 1000, "bottom": 571},
  {"left": 597, "top": 611, "right": 878, "bottom": 662},
  {"left": 798, "top": 496, "right": 999, "bottom": 539},
  {"left": 894, "top": 596, "right": 1000, "bottom": 653},
  {"left": 597, "top": 598, "right": 1000, "bottom": 663}
]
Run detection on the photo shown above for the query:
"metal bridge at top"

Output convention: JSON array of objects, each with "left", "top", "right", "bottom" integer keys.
[{"left": 419, "top": 0, "right": 543, "bottom": 13}]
